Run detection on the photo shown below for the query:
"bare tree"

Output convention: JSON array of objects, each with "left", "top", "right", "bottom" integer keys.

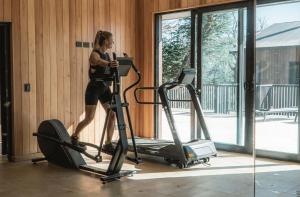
[{"left": 257, "top": 17, "right": 269, "bottom": 33}]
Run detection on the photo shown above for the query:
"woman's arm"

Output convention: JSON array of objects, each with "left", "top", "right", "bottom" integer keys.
[{"left": 89, "top": 51, "right": 110, "bottom": 67}]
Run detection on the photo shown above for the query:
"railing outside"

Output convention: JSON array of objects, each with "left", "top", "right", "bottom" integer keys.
[{"left": 167, "top": 84, "right": 299, "bottom": 115}]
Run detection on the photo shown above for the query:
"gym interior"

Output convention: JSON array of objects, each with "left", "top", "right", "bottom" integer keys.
[{"left": 0, "top": 0, "right": 300, "bottom": 196}]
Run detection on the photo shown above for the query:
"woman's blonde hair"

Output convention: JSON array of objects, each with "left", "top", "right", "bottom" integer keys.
[{"left": 94, "top": 30, "right": 112, "bottom": 48}]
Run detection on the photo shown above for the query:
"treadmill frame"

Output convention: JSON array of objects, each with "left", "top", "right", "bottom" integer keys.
[
  {"left": 131, "top": 68, "right": 217, "bottom": 167},
  {"left": 158, "top": 81, "right": 214, "bottom": 165}
]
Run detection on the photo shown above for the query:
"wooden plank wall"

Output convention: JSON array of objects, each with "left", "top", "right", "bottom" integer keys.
[
  {"left": 1, "top": 0, "right": 138, "bottom": 159},
  {"left": 136, "top": 0, "right": 244, "bottom": 137},
  {"left": 0, "top": 0, "right": 244, "bottom": 158}
]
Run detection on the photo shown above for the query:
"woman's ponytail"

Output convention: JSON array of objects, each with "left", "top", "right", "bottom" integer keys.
[{"left": 94, "top": 30, "right": 112, "bottom": 47}]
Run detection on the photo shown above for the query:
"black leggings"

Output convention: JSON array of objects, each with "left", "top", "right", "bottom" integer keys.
[{"left": 85, "top": 81, "right": 112, "bottom": 105}]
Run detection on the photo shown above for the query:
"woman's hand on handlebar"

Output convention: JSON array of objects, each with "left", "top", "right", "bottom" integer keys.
[{"left": 110, "top": 60, "right": 119, "bottom": 68}]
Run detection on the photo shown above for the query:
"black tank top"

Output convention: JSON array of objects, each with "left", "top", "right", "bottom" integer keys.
[{"left": 89, "top": 50, "right": 112, "bottom": 81}]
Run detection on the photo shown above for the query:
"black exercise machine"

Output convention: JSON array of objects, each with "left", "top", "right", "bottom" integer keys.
[
  {"left": 124, "top": 68, "right": 217, "bottom": 168},
  {"left": 32, "top": 54, "right": 139, "bottom": 183}
]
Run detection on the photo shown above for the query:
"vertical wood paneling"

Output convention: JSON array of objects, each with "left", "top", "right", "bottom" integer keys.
[
  {"left": 154, "top": 0, "right": 159, "bottom": 11},
  {"left": 0, "top": 0, "right": 4, "bottom": 21},
  {"left": 11, "top": 0, "right": 23, "bottom": 155},
  {"left": 3, "top": 0, "right": 11, "bottom": 21},
  {"left": 114, "top": 0, "right": 124, "bottom": 138},
  {"left": 63, "top": 0, "right": 71, "bottom": 129},
  {"left": 110, "top": 0, "right": 116, "bottom": 51},
  {"left": 169, "top": 0, "right": 181, "bottom": 9},
  {"left": 4, "top": 0, "right": 143, "bottom": 158},
  {"left": 131, "top": 0, "right": 139, "bottom": 134},
  {"left": 93, "top": 0, "right": 100, "bottom": 31},
  {"left": 87, "top": 0, "right": 95, "bottom": 143},
  {"left": 141, "top": 0, "right": 155, "bottom": 137},
  {"left": 188, "top": 0, "right": 197, "bottom": 7},
  {"left": 42, "top": 0, "right": 51, "bottom": 120},
  {"left": 181, "top": 0, "right": 188, "bottom": 7},
  {"left": 28, "top": 0, "right": 37, "bottom": 153},
  {"left": 93, "top": 0, "right": 100, "bottom": 145},
  {"left": 50, "top": 0, "right": 58, "bottom": 119},
  {"left": 120, "top": 0, "right": 126, "bottom": 53},
  {"left": 4, "top": 0, "right": 239, "bottom": 158},
  {"left": 20, "top": 0, "right": 30, "bottom": 154},
  {"left": 81, "top": 0, "right": 88, "bottom": 142},
  {"left": 159, "top": 0, "right": 170, "bottom": 11},
  {"left": 56, "top": 0, "right": 65, "bottom": 124},
  {"left": 104, "top": 0, "right": 110, "bottom": 31},
  {"left": 135, "top": 0, "right": 144, "bottom": 136},
  {"left": 35, "top": 0, "right": 44, "bottom": 138},
  {"left": 75, "top": 0, "right": 83, "bottom": 139},
  {"left": 69, "top": 0, "right": 77, "bottom": 134}
]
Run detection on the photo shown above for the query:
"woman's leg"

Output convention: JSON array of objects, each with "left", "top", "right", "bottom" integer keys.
[
  {"left": 102, "top": 102, "right": 116, "bottom": 144},
  {"left": 73, "top": 105, "right": 97, "bottom": 138}
]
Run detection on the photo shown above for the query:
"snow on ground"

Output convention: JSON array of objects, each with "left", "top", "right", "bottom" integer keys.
[{"left": 161, "top": 109, "right": 299, "bottom": 154}]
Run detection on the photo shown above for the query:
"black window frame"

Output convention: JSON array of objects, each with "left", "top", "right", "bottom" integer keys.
[
  {"left": 154, "top": 1, "right": 255, "bottom": 154},
  {"left": 155, "top": 0, "right": 300, "bottom": 162}
]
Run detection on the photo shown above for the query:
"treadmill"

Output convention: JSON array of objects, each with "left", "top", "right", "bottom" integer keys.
[{"left": 126, "top": 68, "right": 217, "bottom": 168}]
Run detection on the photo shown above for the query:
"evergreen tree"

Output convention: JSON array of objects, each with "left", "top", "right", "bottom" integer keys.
[
  {"left": 162, "top": 17, "right": 191, "bottom": 83},
  {"left": 162, "top": 12, "right": 239, "bottom": 84}
]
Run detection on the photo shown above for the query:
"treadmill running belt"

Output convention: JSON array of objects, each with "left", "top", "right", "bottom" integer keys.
[{"left": 129, "top": 138, "right": 173, "bottom": 145}]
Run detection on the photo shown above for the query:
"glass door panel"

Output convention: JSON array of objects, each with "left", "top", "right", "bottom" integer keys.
[
  {"left": 255, "top": 1, "right": 300, "bottom": 154},
  {"left": 158, "top": 12, "right": 193, "bottom": 142},
  {"left": 200, "top": 9, "right": 245, "bottom": 145}
]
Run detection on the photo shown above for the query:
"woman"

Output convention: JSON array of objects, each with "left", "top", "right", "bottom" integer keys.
[{"left": 71, "top": 30, "right": 118, "bottom": 154}]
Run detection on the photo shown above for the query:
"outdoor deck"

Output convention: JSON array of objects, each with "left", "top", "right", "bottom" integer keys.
[{"left": 161, "top": 109, "right": 299, "bottom": 154}]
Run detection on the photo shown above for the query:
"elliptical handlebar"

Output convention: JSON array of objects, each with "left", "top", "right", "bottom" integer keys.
[
  {"left": 123, "top": 63, "right": 141, "bottom": 104},
  {"left": 120, "top": 54, "right": 143, "bottom": 164}
]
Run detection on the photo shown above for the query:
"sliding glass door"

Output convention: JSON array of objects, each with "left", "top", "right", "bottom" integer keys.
[
  {"left": 194, "top": 5, "right": 248, "bottom": 148},
  {"left": 255, "top": 0, "right": 300, "bottom": 158},
  {"left": 155, "top": 12, "right": 194, "bottom": 142},
  {"left": 155, "top": 3, "right": 255, "bottom": 197}
]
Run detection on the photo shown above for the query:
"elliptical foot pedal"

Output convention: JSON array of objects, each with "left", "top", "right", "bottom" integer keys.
[{"left": 101, "top": 143, "right": 115, "bottom": 156}]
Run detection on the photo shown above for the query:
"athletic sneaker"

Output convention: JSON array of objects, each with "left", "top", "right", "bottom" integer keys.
[
  {"left": 102, "top": 143, "right": 115, "bottom": 155},
  {"left": 71, "top": 135, "right": 87, "bottom": 152}
]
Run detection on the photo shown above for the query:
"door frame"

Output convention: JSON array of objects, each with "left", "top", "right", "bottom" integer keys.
[
  {"left": 154, "top": 0, "right": 300, "bottom": 162},
  {"left": 192, "top": 0, "right": 300, "bottom": 162},
  {"left": 154, "top": 1, "right": 255, "bottom": 152},
  {"left": 0, "top": 22, "right": 13, "bottom": 160},
  {"left": 191, "top": 1, "right": 255, "bottom": 153},
  {"left": 254, "top": 0, "right": 300, "bottom": 162},
  {"left": 154, "top": 10, "right": 196, "bottom": 140}
]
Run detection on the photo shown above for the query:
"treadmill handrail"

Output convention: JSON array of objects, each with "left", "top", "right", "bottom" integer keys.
[
  {"left": 134, "top": 87, "right": 163, "bottom": 105},
  {"left": 123, "top": 63, "right": 141, "bottom": 104},
  {"left": 160, "top": 81, "right": 178, "bottom": 90},
  {"left": 134, "top": 84, "right": 195, "bottom": 104},
  {"left": 164, "top": 85, "right": 201, "bottom": 102},
  {"left": 134, "top": 80, "right": 183, "bottom": 105}
]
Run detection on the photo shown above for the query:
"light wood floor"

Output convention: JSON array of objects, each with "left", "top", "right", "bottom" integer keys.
[{"left": 0, "top": 152, "right": 299, "bottom": 197}]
